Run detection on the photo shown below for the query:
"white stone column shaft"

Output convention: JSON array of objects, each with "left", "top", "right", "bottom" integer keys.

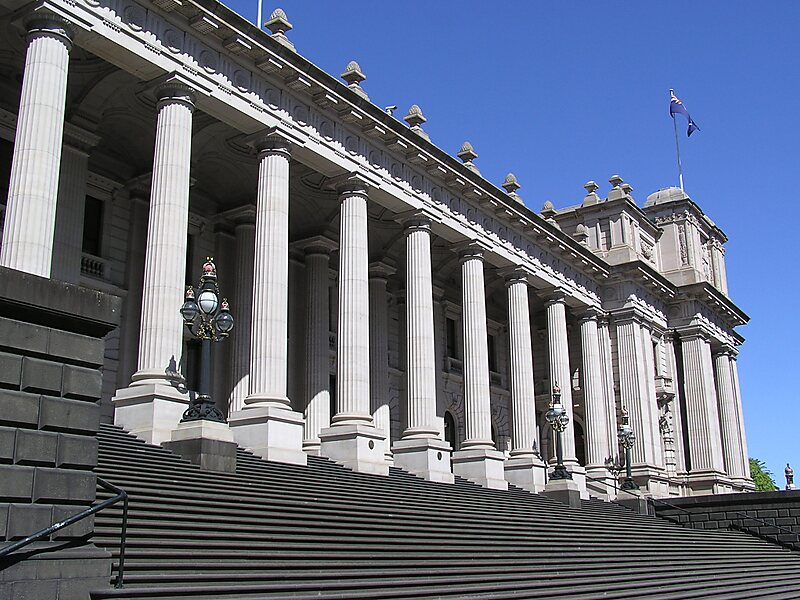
[
  {"left": 680, "top": 333, "right": 725, "bottom": 473},
  {"left": 244, "top": 137, "right": 292, "bottom": 407},
  {"left": 615, "top": 317, "right": 657, "bottom": 466},
  {"left": 641, "top": 327, "right": 664, "bottom": 468},
  {"left": 730, "top": 357, "right": 751, "bottom": 481},
  {"left": 369, "top": 266, "right": 392, "bottom": 459},
  {"left": 1, "top": 15, "right": 73, "bottom": 277},
  {"left": 229, "top": 218, "right": 255, "bottom": 413},
  {"left": 403, "top": 220, "right": 438, "bottom": 438},
  {"left": 664, "top": 332, "right": 687, "bottom": 473},
  {"left": 51, "top": 143, "right": 90, "bottom": 283},
  {"left": 302, "top": 246, "right": 332, "bottom": 452},
  {"left": 334, "top": 184, "right": 372, "bottom": 424},
  {"left": 506, "top": 274, "right": 537, "bottom": 455},
  {"left": 580, "top": 311, "right": 610, "bottom": 468},
  {"left": 132, "top": 82, "right": 195, "bottom": 386},
  {"left": 545, "top": 295, "right": 577, "bottom": 463},
  {"left": 460, "top": 249, "right": 493, "bottom": 449},
  {"left": 597, "top": 316, "right": 619, "bottom": 461},
  {"left": 715, "top": 351, "right": 746, "bottom": 479}
]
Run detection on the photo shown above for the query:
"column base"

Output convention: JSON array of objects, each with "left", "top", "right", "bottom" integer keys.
[
  {"left": 504, "top": 454, "right": 546, "bottom": 492},
  {"left": 732, "top": 477, "right": 756, "bottom": 492},
  {"left": 685, "top": 470, "right": 733, "bottom": 495},
  {"left": 303, "top": 438, "right": 322, "bottom": 456},
  {"left": 112, "top": 383, "right": 188, "bottom": 445},
  {"left": 319, "top": 423, "right": 389, "bottom": 475},
  {"left": 392, "top": 437, "right": 453, "bottom": 484},
  {"left": 229, "top": 405, "right": 307, "bottom": 466},
  {"left": 164, "top": 420, "right": 237, "bottom": 472},
  {"left": 541, "top": 477, "right": 582, "bottom": 508},
  {"left": 452, "top": 448, "right": 508, "bottom": 490},
  {"left": 585, "top": 465, "right": 617, "bottom": 500}
]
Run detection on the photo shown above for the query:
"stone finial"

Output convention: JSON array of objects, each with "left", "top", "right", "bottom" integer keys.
[
  {"left": 457, "top": 141, "right": 480, "bottom": 174},
  {"left": 403, "top": 105, "right": 429, "bottom": 140},
  {"left": 502, "top": 173, "right": 523, "bottom": 204},
  {"left": 607, "top": 175, "right": 626, "bottom": 201},
  {"left": 620, "top": 182, "right": 634, "bottom": 195},
  {"left": 582, "top": 180, "right": 601, "bottom": 207},
  {"left": 609, "top": 174, "right": 623, "bottom": 188},
  {"left": 574, "top": 223, "right": 589, "bottom": 247},
  {"left": 265, "top": 8, "right": 295, "bottom": 50},
  {"left": 341, "top": 61, "right": 368, "bottom": 100},
  {"left": 541, "top": 199, "right": 557, "bottom": 218}
]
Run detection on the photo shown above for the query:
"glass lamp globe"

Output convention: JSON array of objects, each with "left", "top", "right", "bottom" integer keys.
[
  {"left": 180, "top": 289, "right": 199, "bottom": 323},
  {"left": 215, "top": 301, "right": 234, "bottom": 334},
  {"left": 197, "top": 290, "right": 219, "bottom": 315}
]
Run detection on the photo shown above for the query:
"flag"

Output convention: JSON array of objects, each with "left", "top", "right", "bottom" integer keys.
[{"left": 670, "top": 90, "right": 699, "bottom": 137}]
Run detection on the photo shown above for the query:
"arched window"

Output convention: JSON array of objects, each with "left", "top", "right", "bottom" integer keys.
[{"left": 444, "top": 411, "right": 458, "bottom": 452}]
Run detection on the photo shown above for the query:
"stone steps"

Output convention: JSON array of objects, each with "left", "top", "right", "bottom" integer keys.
[{"left": 90, "top": 424, "right": 800, "bottom": 599}]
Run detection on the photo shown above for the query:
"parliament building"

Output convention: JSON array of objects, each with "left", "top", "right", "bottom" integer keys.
[{"left": 0, "top": 0, "right": 753, "bottom": 502}]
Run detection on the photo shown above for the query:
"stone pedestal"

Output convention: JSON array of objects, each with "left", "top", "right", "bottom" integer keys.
[
  {"left": 585, "top": 465, "right": 617, "bottom": 500},
  {"left": 229, "top": 405, "right": 306, "bottom": 465},
  {"left": 319, "top": 423, "right": 389, "bottom": 475},
  {"left": 452, "top": 448, "right": 508, "bottom": 490},
  {"left": 393, "top": 438, "right": 453, "bottom": 483},
  {"left": 504, "top": 455, "right": 547, "bottom": 492},
  {"left": 164, "top": 420, "right": 237, "bottom": 472},
  {"left": 617, "top": 489, "right": 649, "bottom": 515},
  {"left": 112, "top": 383, "right": 188, "bottom": 445},
  {"left": 541, "top": 477, "right": 582, "bottom": 508}
]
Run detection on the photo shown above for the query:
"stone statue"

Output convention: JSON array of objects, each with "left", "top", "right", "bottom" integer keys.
[{"left": 786, "top": 463, "right": 795, "bottom": 490}]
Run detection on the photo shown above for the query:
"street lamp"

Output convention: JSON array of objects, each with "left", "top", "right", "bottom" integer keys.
[
  {"left": 618, "top": 406, "right": 638, "bottom": 491},
  {"left": 545, "top": 384, "right": 571, "bottom": 480},
  {"left": 180, "top": 258, "right": 234, "bottom": 423}
]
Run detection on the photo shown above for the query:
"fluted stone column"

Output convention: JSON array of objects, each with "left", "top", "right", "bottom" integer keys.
[
  {"left": 615, "top": 314, "right": 658, "bottom": 469},
  {"left": 228, "top": 215, "right": 256, "bottom": 414},
  {"left": 580, "top": 309, "right": 614, "bottom": 494},
  {"left": 1, "top": 14, "right": 73, "bottom": 277},
  {"left": 729, "top": 356, "right": 753, "bottom": 488},
  {"left": 663, "top": 331, "right": 687, "bottom": 474},
  {"left": 503, "top": 269, "right": 545, "bottom": 492},
  {"left": 393, "top": 215, "right": 452, "bottom": 483},
  {"left": 544, "top": 293, "right": 578, "bottom": 464},
  {"left": 451, "top": 244, "right": 506, "bottom": 490},
  {"left": 113, "top": 78, "right": 196, "bottom": 445},
  {"left": 319, "top": 178, "right": 387, "bottom": 475},
  {"left": 597, "top": 315, "right": 619, "bottom": 466},
  {"left": 229, "top": 134, "right": 305, "bottom": 466},
  {"left": 369, "top": 262, "right": 395, "bottom": 463},
  {"left": 714, "top": 349, "right": 747, "bottom": 482},
  {"left": 641, "top": 326, "right": 665, "bottom": 470},
  {"left": 680, "top": 330, "right": 726, "bottom": 492},
  {"left": 301, "top": 238, "right": 335, "bottom": 454}
]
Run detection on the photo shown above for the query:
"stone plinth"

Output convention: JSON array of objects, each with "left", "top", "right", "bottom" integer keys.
[
  {"left": 452, "top": 448, "right": 508, "bottom": 490},
  {"left": 229, "top": 405, "right": 306, "bottom": 466},
  {"left": 319, "top": 423, "right": 389, "bottom": 476},
  {"left": 541, "top": 477, "right": 582, "bottom": 508},
  {"left": 112, "top": 383, "right": 188, "bottom": 445},
  {"left": 164, "top": 419, "right": 237, "bottom": 472},
  {"left": 393, "top": 438, "right": 453, "bottom": 483},
  {"left": 504, "top": 455, "right": 547, "bottom": 492}
]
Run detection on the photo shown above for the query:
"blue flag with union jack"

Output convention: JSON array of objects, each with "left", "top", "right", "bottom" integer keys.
[{"left": 670, "top": 90, "right": 699, "bottom": 137}]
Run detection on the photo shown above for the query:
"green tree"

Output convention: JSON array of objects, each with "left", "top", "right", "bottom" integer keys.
[{"left": 749, "top": 458, "right": 778, "bottom": 491}]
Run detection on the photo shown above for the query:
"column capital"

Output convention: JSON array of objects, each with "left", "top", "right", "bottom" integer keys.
[
  {"left": 454, "top": 240, "right": 490, "bottom": 263},
  {"left": 395, "top": 208, "right": 439, "bottom": 233},
  {"left": 154, "top": 75, "right": 197, "bottom": 111},
  {"left": 255, "top": 134, "right": 292, "bottom": 158},
  {"left": 293, "top": 234, "right": 337, "bottom": 257},
  {"left": 500, "top": 266, "right": 532, "bottom": 287},
  {"left": 576, "top": 306, "right": 603, "bottom": 323},
  {"left": 23, "top": 11, "right": 75, "bottom": 48},
  {"left": 327, "top": 173, "right": 372, "bottom": 198},
  {"left": 368, "top": 260, "right": 396, "bottom": 281},
  {"left": 675, "top": 326, "right": 709, "bottom": 343},
  {"left": 218, "top": 204, "right": 256, "bottom": 227},
  {"left": 541, "top": 287, "right": 568, "bottom": 307},
  {"left": 712, "top": 343, "right": 737, "bottom": 359}
]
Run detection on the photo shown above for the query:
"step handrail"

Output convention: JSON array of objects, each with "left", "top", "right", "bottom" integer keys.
[
  {"left": 0, "top": 477, "right": 129, "bottom": 588},
  {"left": 584, "top": 473, "right": 799, "bottom": 551}
]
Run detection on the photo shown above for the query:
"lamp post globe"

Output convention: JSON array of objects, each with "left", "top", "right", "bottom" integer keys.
[
  {"left": 618, "top": 407, "right": 638, "bottom": 491},
  {"left": 179, "top": 258, "right": 234, "bottom": 423},
  {"left": 545, "top": 384, "right": 571, "bottom": 480}
]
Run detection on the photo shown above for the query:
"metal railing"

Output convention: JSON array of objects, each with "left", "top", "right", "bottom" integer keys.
[
  {"left": 0, "top": 477, "right": 129, "bottom": 588},
  {"left": 584, "top": 473, "right": 800, "bottom": 552}
]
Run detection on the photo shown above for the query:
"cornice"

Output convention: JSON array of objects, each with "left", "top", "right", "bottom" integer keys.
[{"left": 673, "top": 282, "right": 749, "bottom": 327}]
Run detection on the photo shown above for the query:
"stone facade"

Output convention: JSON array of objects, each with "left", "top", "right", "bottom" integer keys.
[{"left": 0, "top": 1, "right": 752, "bottom": 497}]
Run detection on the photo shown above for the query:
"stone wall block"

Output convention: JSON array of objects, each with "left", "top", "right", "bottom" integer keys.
[
  {"left": 0, "top": 503, "right": 8, "bottom": 538},
  {"left": 9, "top": 579, "right": 59, "bottom": 599},
  {"left": 20, "top": 357, "right": 62, "bottom": 396},
  {"left": 39, "top": 397, "right": 99, "bottom": 434},
  {"left": 0, "top": 352, "right": 23, "bottom": 389},
  {"left": 32, "top": 468, "right": 95, "bottom": 503},
  {"left": 0, "top": 318, "right": 48, "bottom": 357},
  {"left": 0, "top": 465, "right": 34, "bottom": 501},
  {"left": 6, "top": 503, "right": 51, "bottom": 539},
  {"left": 51, "top": 505, "right": 94, "bottom": 539},
  {"left": 47, "top": 330, "right": 104, "bottom": 367},
  {"left": 56, "top": 434, "right": 97, "bottom": 469},
  {"left": 14, "top": 429, "right": 58, "bottom": 466},
  {"left": 61, "top": 365, "right": 102, "bottom": 401},
  {"left": 0, "top": 427, "right": 15, "bottom": 463},
  {"left": 0, "top": 391, "right": 40, "bottom": 429}
]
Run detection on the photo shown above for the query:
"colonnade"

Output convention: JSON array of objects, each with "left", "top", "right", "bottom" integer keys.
[{"left": 0, "top": 13, "right": 751, "bottom": 495}]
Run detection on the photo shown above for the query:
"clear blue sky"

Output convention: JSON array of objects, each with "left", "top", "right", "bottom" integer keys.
[{"left": 226, "top": 1, "right": 799, "bottom": 485}]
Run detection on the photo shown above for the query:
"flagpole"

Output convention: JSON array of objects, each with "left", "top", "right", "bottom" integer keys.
[
  {"left": 670, "top": 88, "right": 685, "bottom": 192},
  {"left": 257, "top": 0, "right": 263, "bottom": 28}
]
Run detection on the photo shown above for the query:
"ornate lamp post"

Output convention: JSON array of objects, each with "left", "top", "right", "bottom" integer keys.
[
  {"left": 618, "top": 407, "right": 638, "bottom": 491},
  {"left": 179, "top": 258, "right": 234, "bottom": 423},
  {"left": 545, "top": 384, "right": 571, "bottom": 480}
]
